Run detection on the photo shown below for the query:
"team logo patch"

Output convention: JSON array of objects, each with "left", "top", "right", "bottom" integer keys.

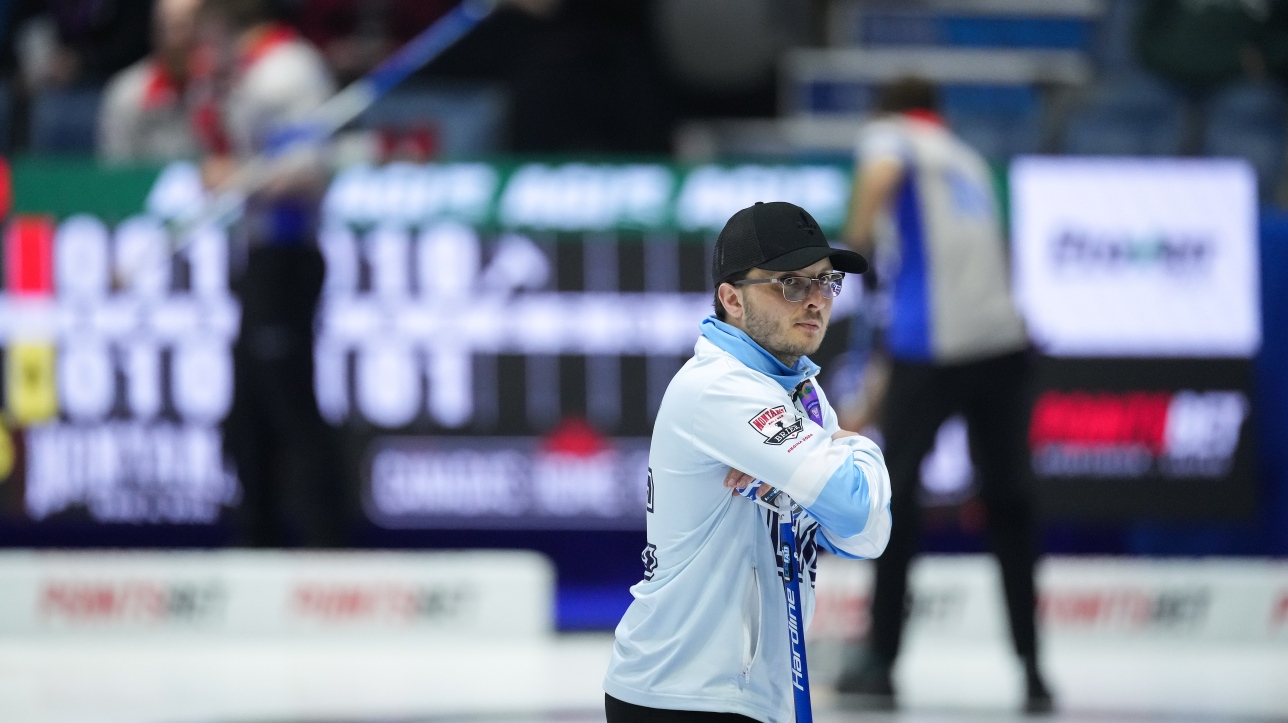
[{"left": 749, "top": 405, "right": 804, "bottom": 445}]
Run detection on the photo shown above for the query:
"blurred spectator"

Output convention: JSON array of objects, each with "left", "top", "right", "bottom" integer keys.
[
  {"left": 1136, "top": 0, "right": 1267, "bottom": 93},
  {"left": 194, "top": 0, "right": 348, "bottom": 547},
  {"left": 836, "top": 78, "right": 1052, "bottom": 713},
  {"left": 98, "top": 0, "right": 203, "bottom": 164},
  {"left": 11, "top": 0, "right": 150, "bottom": 91},
  {"left": 1134, "top": 0, "right": 1269, "bottom": 152}
]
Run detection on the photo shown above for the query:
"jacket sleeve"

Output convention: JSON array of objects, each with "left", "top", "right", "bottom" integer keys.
[
  {"left": 809, "top": 434, "right": 892, "bottom": 560},
  {"left": 688, "top": 370, "right": 892, "bottom": 559}
]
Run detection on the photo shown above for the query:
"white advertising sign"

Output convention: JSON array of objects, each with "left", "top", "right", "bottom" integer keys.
[
  {"left": 1010, "top": 157, "right": 1261, "bottom": 358},
  {"left": 810, "top": 555, "right": 1288, "bottom": 644},
  {"left": 0, "top": 550, "right": 553, "bottom": 637}
]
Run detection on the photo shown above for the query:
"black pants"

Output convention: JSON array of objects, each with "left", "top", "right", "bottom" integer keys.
[
  {"left": 605, "top": 695, "right": 758, "bottom": 722},
  {"left": 869, "top": 350, "right": 1040, "bottom": 663},
  {"left": 224, "top": 245, "right": 347, "bottom": 547}
]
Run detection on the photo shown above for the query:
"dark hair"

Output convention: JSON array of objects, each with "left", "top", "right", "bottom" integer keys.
[
  {"left": 200, "top": 0, "right": 274, "bottom": 30},
  {"left": 712, "top": 270, "right": 749, "bottom": 322},
  {"left": 876, "top": 77, "right": 939, "bottom": 115}
]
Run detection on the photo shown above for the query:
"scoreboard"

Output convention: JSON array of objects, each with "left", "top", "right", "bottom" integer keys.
[
  {"left": 0, "top": 159, "right": 855, "bottom": 530},
  {"left": 0, "top": 155, "right": 1264, "bottom": 535}
]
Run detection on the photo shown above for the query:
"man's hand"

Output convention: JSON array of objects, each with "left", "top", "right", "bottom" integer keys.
[
  {"left": 201, "top": 154, "right": 238, "bottom": 191},
  {"left": 832, "top": 429, "right": 859, "bottom": 441},
  {"left": 724, "top": 468, "right": 771, "bottom": 498}
]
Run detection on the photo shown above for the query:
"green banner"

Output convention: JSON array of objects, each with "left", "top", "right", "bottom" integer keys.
[
  {"left": 11, "top": 158, "right": 164, "bottom": 223},
  {"left": 8, "top": 157, "right": 1014, "bottom": 234},
  {"left": 10, "top": 158, "right": 858, "bottom": 234}
]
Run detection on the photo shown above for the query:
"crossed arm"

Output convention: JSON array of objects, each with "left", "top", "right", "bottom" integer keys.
[{"left": 722, "top": 429, "right": 861, "bottom": 497}]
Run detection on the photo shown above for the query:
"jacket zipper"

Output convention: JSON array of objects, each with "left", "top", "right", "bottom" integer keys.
[{"left": 742, "top": 565, "right": 761, "bottom": 679}]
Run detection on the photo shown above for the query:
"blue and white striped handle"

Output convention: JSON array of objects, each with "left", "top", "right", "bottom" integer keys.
[
  {"left": 738, "top": 480, "right": 813, "bottom": 722},
  {"left": 779, "top": 502, "right": 813, "bottom": 723}
]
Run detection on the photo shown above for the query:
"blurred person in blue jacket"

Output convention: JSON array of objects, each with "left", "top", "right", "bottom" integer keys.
[{"left": 837, "top": 77, "right": 1052, "bottom": 713}]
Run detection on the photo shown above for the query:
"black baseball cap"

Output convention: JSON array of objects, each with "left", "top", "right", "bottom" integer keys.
[{"left": 711, "top": 201, "right": 868, "bottom": 286}]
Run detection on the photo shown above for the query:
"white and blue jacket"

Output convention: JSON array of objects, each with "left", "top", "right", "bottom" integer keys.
[
  {"left": 856, "top": 115, "right": 1027, "bottom": 363},
  {"left": 603, "top": 317, "right": 892, "bottom": 723}
]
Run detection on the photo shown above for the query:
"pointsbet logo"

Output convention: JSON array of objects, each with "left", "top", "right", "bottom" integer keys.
[
  {"left": 1039, "top": 587, "right": 1211, "bottom": 632},
  {"left": 291, "top": 582, "right": 473, "bottom": 623},
  {"left": 38, "top": 580, "right": 226, "bottom": 625},
  {"left": 1029, "top": 390, "right": 1248, "bottom": 478}
]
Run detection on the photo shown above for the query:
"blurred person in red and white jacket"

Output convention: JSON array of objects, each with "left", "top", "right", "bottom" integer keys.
[
  {"left": 97, "top": 0, "right": 203, "bottom": 164},
  {"left": 190, "top": 0, "right": 334, "bottom": 167}
]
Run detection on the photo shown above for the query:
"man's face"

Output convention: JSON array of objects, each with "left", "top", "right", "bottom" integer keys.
[{"left": 737, "top": 258, "right": 834, "bottom": 363}]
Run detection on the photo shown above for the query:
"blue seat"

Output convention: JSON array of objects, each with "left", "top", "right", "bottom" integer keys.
[
  {"left": 859, "top": 11, "right": 1093, "bottom": 50},
  {"left": 940, "top": 16, "right": 1092, "bottom": 50},
  {"left": 942, "top": 85, "right": 1042, "bottom": 160},
  {"left": 1064, "top": 75, "right": 1184, "bottom": 155},
  {"left": 358, "top": 84, "right": 506, "bottom": 158},
  {"left": 797, "top": 80, "right": 874, "bottom": 116},
  {"left": 1090, "top": 0, "right": 1143, "bottom": 74},
  {"left": 29, "top": 87, "right": 103, "bottom": 155},
  {"left": 1204, "top": 82, "right": 1285, "bottom": 199},
  {"left": 949, "top": 111, "right": 1042, "bottom": 160}
]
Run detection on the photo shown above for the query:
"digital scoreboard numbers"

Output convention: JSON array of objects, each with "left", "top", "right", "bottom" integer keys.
[
  {"left": 2, "top": 205, "right": 239, "bottom": 524},
  {"left": 1010, "top": 157, "right": 1262, "bottom": 520},
  {"left": 1, "top": 160, "right": 855, "bottom": 530}
]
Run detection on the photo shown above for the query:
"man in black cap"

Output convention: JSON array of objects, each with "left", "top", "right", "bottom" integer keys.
[{"left": 602, "top": 202, "right": 892, "bottom": 722}]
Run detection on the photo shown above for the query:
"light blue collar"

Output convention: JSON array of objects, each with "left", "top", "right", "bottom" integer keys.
[{"left": 699, "top": 316, "right": 820, "bottom": 392}]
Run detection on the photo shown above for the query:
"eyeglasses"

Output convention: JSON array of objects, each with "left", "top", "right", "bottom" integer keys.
[{"left": 732, "top": 272, "right": 845, "bottom": 302}]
